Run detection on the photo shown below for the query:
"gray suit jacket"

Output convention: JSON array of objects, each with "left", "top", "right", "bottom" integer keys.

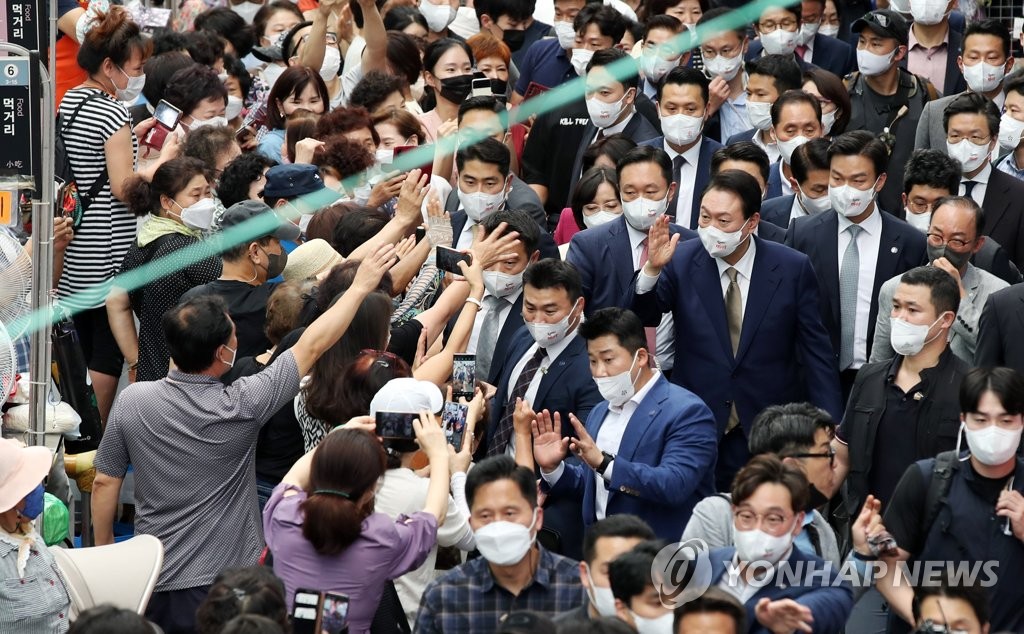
[
  {"left": 915, "top": 91, "right": 962, "bottom": 151},
  {"left": 869, "top": 263, "right": 1009, "bottom": 364}
]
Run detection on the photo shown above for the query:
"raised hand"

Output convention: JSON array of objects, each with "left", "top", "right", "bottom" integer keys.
[
  {"left": 352, "top": 242, "right": 397, "bottom": 293},
  {"left": 414, "top": 410, "right": 449, "bottom": 463},
  {"left": 396, "top": 169, "right": 430, "bottom": 224},
  {"left": 456, "top": 254, "right": 484, "bottom": 298},
  {"left": 755, "top": 598, "right": 814, "bottom": 634},
  {"left": 531, "top": 409, "right": 569, "bottom": 472},
  {"left": 368, "top": 172, "right": 405, "bottom": 209},
  {"left": 512, "top": 397, "right": 537, "bottom": 440},
  {"left": 567, "top": 413, "right": 602, "bottom": 470},
  {"left": 471, "top": 222, "right": 521, "bottom": 268},
  {"left": 707, "top": 75, "right": 730, "bottom": 117},
  {"left": 643, "top": 215, "right": 680, "bottom": 275}
]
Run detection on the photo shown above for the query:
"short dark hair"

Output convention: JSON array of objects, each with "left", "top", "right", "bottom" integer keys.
[
  {"left": 465, "top": 455, "right": 538, "bottom": 509},
  {"left": 196, "top": 566, "right": 289, "bottom": 634},
  {"left": 942, "top": 91, "right": 1001, "bottom": 137},
  {"left": 456, "top": 137, "right": 511, "bottom": 176},
  {"left": 163, "top": 63, "right": 229, "bottom": 116},
  {"left": 1005, "top": 68, "right": 1024, "bottom": 99},
  {"left": 757, "top": 2, "right": 800, "bottom": 25},
  {"left": 220, "top": 615, "right": 284, "bottom": 634},
  {"left": 658, "top": 66, "right": 709, "bottom": 106},
  {"left": 748, "top": 403, "right": 836, "bottom": 457},
  {"left": 457, "top": 95, "right": 505, "bottom": 124},
  {"left": 581, "top": 515, "right": 657, "bottom": 566},
  {"left": 932, "top": 195, "right": 985, "bottom": 238},
  {"left": 332, "top": 208, "right": 391, "bottom": 257},
  {"left": 959, "top": 367, "right": 1024, "bottom": 416},
  {"left": 523, "top": 259, "right": 583, "bottom": 303},
  {"left": 790, "top": 138, "right": 830, "bottom": 185},
  {"left": 711, "top": 142, "right": 770, "bottom": 186},
  {"left": 315, "top": 106, "right": 380, "bottom": 145},
  {"left": 481, "top": 208, "right": 540, "bottom": 256},
  {"left": 731, "top": 454, "right": 809, "bottom": 513},
  {"left": 897, "top": 265, "right": 961, "bottom": 317},
  {"left": 697, "top": 7, "right": 746, "bottom": 39},
  {"left": 911, "top": 572, "right": 991, "bottom": 626},
  {"left": 645, "top": 0, "right": 707, "bottom": 21},
  {"left": 587, "top": 47, "right": 639, "bottom": 91},
  {"left": 583, "top": 134, "right": 638, "bottom": 173},
  {"left": 570, "top": 166, "right": 619, "bottom": 231},
  {"left": 141, "top": 51, "right": 194, "bottom": 108},
  {"left": 617, "top": 145, "right": 673, "bottom": 189},
  {"left": 608, "top": 540, "right": 663, "bottom": 604},
  {"left": 217, "top": 153, "right": 278, "bottom": 210},
  {"left": 185, "top": 29, "right": 226, "bottom": 67},
  {"left": 963, "top": 18, "right": 1011, "bottom": 60},
  {"left": 674, "top": 588, "right": 747, "bottom": 634},
  {"left": 163, "top": 295, "right": 234, "bottom": 373},
  {"left": 184, "top": 125, "right": 237, "bottom": 176},
  {"left": 349, "top": 71, "right": 405, "bottom": 114},
  {"left": 383, "top": 5, "right": 427, "bottom": 33},
  {"left": 574, "top": 4, "right": 629, "bottom": 44},
  {"left": 557, "top": 618, "right": 635, "bottom": 634},
  {"left": 770, "top": 89, "right": 822, "bottom": 126},
  {"left": 475, "top": 0, "right": 535, "bottom": 23},
  {"left": 903, "top": 149, "right": 961, "bottom": 196},
  {"left": 67, "top": 605, "right": 153, "bottom": 634},
  {"left": 579, "top": 307, "right": 647, "bottom": 355},
  {"left": 704, "top": 170, "right": 762, "bottom": 220},
  {"left": 827, "top": 130, "right": 889, "bottom": 180},
  {"left": 744, "top": 54, "right": 803, "bottom": 95},
  {"left": 194, "top": 7, "right": 255, "bottom": 59},
  {"left": 643, "top": 14, "right": 683, "bottom": 42}
]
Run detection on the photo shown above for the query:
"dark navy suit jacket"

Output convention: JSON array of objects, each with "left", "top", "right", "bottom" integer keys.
[
  {"left": 708, "top": 546, "right": 854, "bottom": 634},
  {"left": 761, "top": 194, "right": 796, "bottom": 228},
  {"left": 756, "top": 220, "right": 786, "bottom": 243},
  {"left": 568, "top": 112, "right": 661, "bottom": 202},
  {"left": 449, "top": 210, "right": 560, "bottom": 260},
  {"left": 725, "top": 128, "right": 757, "bottom": 146},
  {"left": 783, "top": 210, "right": 928, "bottom": 365},
  {"left": 765, "top": 162, "right": 784, "bottom": 200},
  {"left": 637, "top": 135, "right": 724, "bottom": 229},
  {"left": 443, "top": 292, "right": 525, "bottom": 385},
  {"left": 746, "top": 32, "right": 855, "bottom": 77},
  {"left": 566, "top": 215, "right": 696, "bottom": 316},
  {"left": 544, "top": 375, "right": 718, "bottom": 542}
]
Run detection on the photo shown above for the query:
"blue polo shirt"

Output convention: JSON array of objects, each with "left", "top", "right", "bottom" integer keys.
[
  {"left": 514, "top": 38, "right": 574, "bottom": 97},
  {"left": 512, "top": 20, "right": 554, "bottom": 69}
]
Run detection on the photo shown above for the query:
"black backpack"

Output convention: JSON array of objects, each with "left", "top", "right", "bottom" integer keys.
[{"left": 55, "top": 92, "right": 110, "bottom": 227}]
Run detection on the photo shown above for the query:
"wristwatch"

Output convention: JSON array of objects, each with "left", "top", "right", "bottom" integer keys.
[{"left": 596, "top": 451, "right": 615, "bottom": 476}]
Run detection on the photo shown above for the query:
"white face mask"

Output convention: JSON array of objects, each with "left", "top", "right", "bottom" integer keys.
[
  {"left": 909, "top": 0, "right": 949, "bottom": 25},
  {"left": 376, "top": 148, "right": 395, "bottom": 165},
  {"left": 661, "top": 113, "right": 705, "bottom": 146},
  {"left": 963, "top": 61, "right": 1005, "bottom": 94},
  {"left": 947, "top": 138, "right": 990, "bottom": 174},
  {"left": 554, "top": 21, "right": 577, "bottom": 50},
  {"left": 889, "top": 0, "right": 912, "bottom": 13},
  {"left": 262, "top": 63, "right": 286, "bottom": 90},
  {"left": 220, "top": 344, "right": 237, "bottom": 368},
  {"left": 734, "top": 520, "right": 795, "bottom": 565},
  {"left": 583, "top": 564, "right": 618, "bottom": 617},
  {"left": 828, "top": 178, "right": 879, "bottom": 218},
  {"left": 890, "top": 314, "right": 946, "bottom": 356},
  {"left": 796, "top": 185, "right": 831, "bottom": 215},
  {"left": 963, "top": 422, "right": 1023, "bottom": 466},
  {"left": 319, "top": 47, "right": 342, "bottom": 83},
  {"left": 905, "top": 210, "right": 931, "bottom": 233},
  {"left": 352, "top": 183, "right": 373, "bottom": 205},
  {"left": 631, "top": 612, "right": 674, "bottom": 634},
  {"left": 821, "top": 109, "right": 837, "bottom": 135},
  {"left": 458, "top": 182, "right": 507, "bottom": 222},
  {"left": 418, "top": 0, "right": 456, "bottom": 32},
  {"left": 621, "top": 194, "right": 669, "bottom": 231},
  {"left": 231, "top": 0, "right": 262, "bottom": 22},
  {"left": 173, "top": 198, "right": 217, "bottom": 231},
  {"left": 583, "top": 209, "right": 619, "bottom": 228},
  {"left": 482, "top": 270, "right": 523, "bottom": 298},
  {"left": 410, "top": 76, "right": 426, "bottom": 101},
  {"left": 225, "top": 95, "right": 244, "bottom": 121},
  {"left": 819, "top": 24, "right": 840, "bottom": 38},
  {"left": 759, "top": 28, "right": 798, "bottom": 56},
  {"left": 115, "top": 67, "right": 146, "bottom": 103},
  {"left": 640, "top": 52, "right": 679, "bottom": 83},
  {"left": 698, "top": 221, "right": 750, "bottom": 259},
  {"left": 777, "top": 135, "right": 811, "bottom": 165},
  {"left": 745, "top": 100, "right": 773, "bottom": 131},
  {"left": 188, "top": 115, "right": 229, "bottom": 131},
  {"left": 999, "top": 114, "right": 1024, "bottom": 151},
  {"left": 796, "top": 21, "right": 819, "bottom": 46},
  {"left": 587, "top": 91, "right": 631, "bottom": 129},
  {"left": 474, "top": 508, "right": 538, "bottom": 565},
  {"left": 704, "top": 52, "right": 743, "bottom": 82},
  {"left": 571, "top": 48, "right": 594, "bottom": 77},
  {"left": 594, "top": 350, "right": 640, "bottom": 406},
  {"left": 857, "top": 48, "right": 896, "bottom": 77},
  {"left": 526, "top": 298, "right": 581, "bottom": 348},
  {"left": 299, "top": 213, "right": 314, "bottom": 236}
]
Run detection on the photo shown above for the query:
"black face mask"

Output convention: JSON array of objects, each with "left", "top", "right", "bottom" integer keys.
[
  {"left": 927, "top": 242, "right": 972, "bottom": 271},
  {"left": 260, "top": 246, "right": 288, "bottom": 279},
  {"left": 489, "top": 78, "right": 509, "bottom": 101},
  {"left": 502, "top": 28, "right": 527, "bottom": 52},
  {"left": 805, "top": 483, "right": 830, "bottom": 512},
  {"left": 439, "top": 74, "right": 474, "bottom": 104}
]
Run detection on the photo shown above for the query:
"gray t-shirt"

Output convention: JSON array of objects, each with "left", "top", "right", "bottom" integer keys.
[{"left": 95, "top": 350, "right": 301, "bottom": 592}]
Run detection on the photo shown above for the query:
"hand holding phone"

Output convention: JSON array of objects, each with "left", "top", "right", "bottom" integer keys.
[
  {"left": 143, "top": 100, "right": 182, "bottom": 150},
  {"left": 436, "top": 246, "right": 472, "bottom": 275},
  {"left": 375, "top": 411, "right": 419, "bottom": 440},
  {"left": 451, "top": 353, "right": 476, "bottom": 399},
  {"left": 441, "top": 402, "right": 469, "bottom": 449}
]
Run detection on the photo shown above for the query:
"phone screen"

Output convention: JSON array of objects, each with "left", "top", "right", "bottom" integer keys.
[
  {"left": 436, "top": 246, "right": 471, "bottom": 275},
  {"left": 442, "top": 402, "right": 469, "bottom": 449},
  {"left": 153, "top": 100, "right": 181, "bottom": 130},
  {"left": 292, "top": 590, "right": 320, "bottom": 634},
  {"left": 375, "top": 411, "right": 418, "bottom": 440},
  {"left": 393, "top": 145, "right": 433, "bottom": 180},
  {"left": 471, "top": 77, "right": 493, "bottom": 97},
  {"left": 319, "top": 593, "right": 349, "bottom": 634},
  {"left": 452, "top": 353, "right": 475, "bottom": 399}
]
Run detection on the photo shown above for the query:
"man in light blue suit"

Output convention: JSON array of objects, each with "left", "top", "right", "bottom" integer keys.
[
  {"left": 534, "top": 307, "right": 717, "bottom": 542},
  {"left": 628, "top": 170, "right": 841, "bottom": 491},
  {"left": 706, "top": 455, "right": 854, "bottom": 633}
]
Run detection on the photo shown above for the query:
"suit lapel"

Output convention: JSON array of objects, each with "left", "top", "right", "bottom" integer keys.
[
  {"left": 983, "top": 171, "right": 1013, "bottom": 235},
  {"left": 570, "top": 123, "right": 597, "bottom": 183},
  {"left": 872, "top": 214, "right": 904, "bottom": 293},
  {"left": 450, "top": 212, "right": 468, "bottom": 248},
  {"left": 490, "top": 296, "right": 525, "bottom": 383},
  {"left": 693, "top": 248, "right": 734, "bottom": 360},
  {"left": 818, "top": 213, "right": 841, "bottom": 329},
  {"left": 609, "top": 219, "right": 634, "bottom": 297},
  {"left": 690, "top": 140, "right": 717, "bottom": 230},
  {"left": 615, "top": 376, "right": 667, "bottom": 462},
  {"left": 735, "top": 239, "right": 781, "bottom": 363},
  {"left": 534, "top": 335, "right": 585, "bottom": 406}
]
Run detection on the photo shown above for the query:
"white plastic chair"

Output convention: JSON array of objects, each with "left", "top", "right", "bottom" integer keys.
[{"left": 52, "top": 534, "right": 164, "bottom": 618}]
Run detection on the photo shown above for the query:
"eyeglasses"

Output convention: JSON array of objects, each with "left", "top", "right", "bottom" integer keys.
[
  {"left": 759, "top": 18, "right": 798, "bottom": 32},
  {"left": 926, "top": 232, "right": 971, "bottom": 250},
  {"left": 946, "top": 133, "right": 991, "bottom": 145},
  {"left": 786, "top": 448, "right": 836, "bottom": 467},
  {"left": 733, "top": 509, "right": 791, "bottom": 532},
  {"left": 906, "top": 199, "right": 937, "bottom": 214}
]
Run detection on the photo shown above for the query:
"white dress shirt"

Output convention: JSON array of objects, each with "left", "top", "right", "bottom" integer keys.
[
  {"left": 788, "top": 195, "right": 808, "bottom": 225},
  {"left": 663, "top": 136, "right": 704, "bottom": 229},
  {"left": 779, "top": 165, "right": 794, "bottom": 197},
  {"left": 959, "top": 161, "right": 992, "bottom": 208},
  {"left": 801, "top": 37, "right": 815, "bottom": 64},
  {"left": 837, "top": 208, "right": 882, "bottom": 369},
  {"left": 455, "top": 217, "right": 477, "bottom": 250},
  {"left": 542, "top": 370, "right": 662, "bottom": 518},
  {"left": 625, "top": 221, "right": 676, "bottom": 371},
  {"left": 752, "top": 129, "right": 781, "bottom": 164},
  {"left": 466, "top": 288, "right": 521, "bottom": 354}
]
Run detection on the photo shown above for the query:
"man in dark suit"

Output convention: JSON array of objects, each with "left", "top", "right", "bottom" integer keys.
[
  {"left": 567, "top": 48, "right": 661, "bottom": 199},
  {"left": 534, "top": 307, "right": 717, "bottom": 542},
  {"left": 709, "top": 143, "right": 787, "bottom": 244},
  {"left": 707, "top": 456, "right": 854, "bottom": 632},
  {"left": 723, "top": 54, "right": 803, "bottom": 166},
  {"left": 636, "top": 67, "right": 722, "bottom": 229},
  {"left": 976, "top": 285, "right": 1024, "bottom": 374},
  {"left": 481, "top": 258, "right": 601, "bottom": 558},
  {"left": 905, "top": 1, "right": 966, "bottom": 96},
  {"left": 745, "top": 0, "right": 855, "bottom": 77},
  {"left": 763, "top": 90, "right": 826, "bottom": 203},
  {"left": 785, "top": 131, "right": 927, "bottom": 397},
  {"left": 761, "top": 138, "right": 832, "bottom": 228},
  {"left": 629, "top": 170, "right": 841, "bottom": 490},
  {"left": 943, "top": 92, "right": 1024, "bottom": 269}
]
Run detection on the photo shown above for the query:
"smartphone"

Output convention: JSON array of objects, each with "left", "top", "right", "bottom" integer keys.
[
  {"left": 524, "top": 81, "right": 549, "bottom": 100},
  {"left": 375, "top": 411, "right": 419, "bottom": 440},
  {"left": 393, "top": 144, "right": 433, "bottom": 180},
  {"left": 415, "top": 226, "right": 427, "bottom": 243},
  {"left": 451, "top": 353, "right": 475, "bottom": 400},
  {"left": 441, "top": 401, "right": 469, "bottom": 450},
  {"left": 318, "top": 592, "right": 350, "bottom": 634},
  {"left": 471, "top": 77, "right": 493, "bottom": 98},
  {"left": 143, "top": 100, "right": 182, "bottom": 150},
  {"left": 291, "top": 589, "right": 321, "bottom": 634},
  {"left": 436, "top": 245, "right": 471, "bottom": 275}
]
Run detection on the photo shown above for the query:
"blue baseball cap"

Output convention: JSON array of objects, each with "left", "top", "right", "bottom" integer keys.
[{"left": 219, "top": 200, "right": 301, "bottom": 242}]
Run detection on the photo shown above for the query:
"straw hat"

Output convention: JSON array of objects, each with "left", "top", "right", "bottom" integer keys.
[
  {"left": 282, "top": 239, "right": 344, "bottom": 282},
  {"left": 0, "top": 438, "right": 51, "bottom": 513}
]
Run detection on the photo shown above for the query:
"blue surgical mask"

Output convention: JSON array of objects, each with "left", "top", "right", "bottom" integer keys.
[{"left": 22, "top": 484, "right": 45, "bottom": 520}]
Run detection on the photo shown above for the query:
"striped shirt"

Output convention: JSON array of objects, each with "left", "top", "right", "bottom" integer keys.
[
  {"left": 56, "top": 87, "right": 138, "bottom": 310},
  {"left": 94, "top": 350, "right": 302, "bottom": 592}
]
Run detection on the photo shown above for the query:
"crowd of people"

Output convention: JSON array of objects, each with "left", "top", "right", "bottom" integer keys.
[{"left": 6, "top": 0, "right": 1024, "bottom": 632}]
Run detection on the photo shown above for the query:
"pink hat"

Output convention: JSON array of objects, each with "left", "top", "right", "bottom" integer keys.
[{"left": 0, "top": 438, "right": 51, "bottom": 513}]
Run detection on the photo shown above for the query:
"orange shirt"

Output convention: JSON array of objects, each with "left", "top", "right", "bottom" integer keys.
[{"left": 55, "top": 0, "right": 88, "bottom": 108}]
